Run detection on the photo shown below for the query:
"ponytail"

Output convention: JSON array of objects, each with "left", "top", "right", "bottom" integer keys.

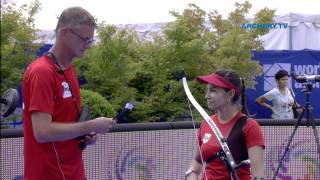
[{"left": 240, "top": 78, "right": 250, "bottom": 115}]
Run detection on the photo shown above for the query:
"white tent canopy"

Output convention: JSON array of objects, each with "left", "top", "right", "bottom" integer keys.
[{"left": 260, "top": 13, "right": 320, "bottom": 50}]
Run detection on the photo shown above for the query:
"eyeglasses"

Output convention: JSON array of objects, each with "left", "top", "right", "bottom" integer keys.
[{"left": 68, "top": 28, "right": 95, "bottom": 45}]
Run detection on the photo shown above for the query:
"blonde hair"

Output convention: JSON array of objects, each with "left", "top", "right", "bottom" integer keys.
[{"left": 55, "top": 7, "right": 96, "bottom": 33}]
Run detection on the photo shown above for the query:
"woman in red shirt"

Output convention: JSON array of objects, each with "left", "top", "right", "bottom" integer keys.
[{"left": 185, "top": 70, "right": 266, "bottom": 180}]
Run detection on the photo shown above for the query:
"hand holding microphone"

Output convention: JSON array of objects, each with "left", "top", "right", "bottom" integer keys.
[
  {"left": 77, "top": 102, "right": 135, "bottom": 150},
  {"left": 113, "top": 102, "right": 135, "bottom": 123},
  {"left": 77, "top": 106, "right": 114, "bottom": 150}
]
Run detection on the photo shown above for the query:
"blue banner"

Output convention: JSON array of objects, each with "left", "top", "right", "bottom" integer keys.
[{"left": 247, "top": 50, "right": 320, "bottom": 118}]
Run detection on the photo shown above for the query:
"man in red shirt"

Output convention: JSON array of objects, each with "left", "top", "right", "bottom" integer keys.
[{"left": 22, "top": 7, "right": 114, "bottom": 180}]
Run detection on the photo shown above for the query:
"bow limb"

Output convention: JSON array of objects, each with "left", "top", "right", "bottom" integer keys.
[{"left": 182, "top": 77, "right": 237, "bottom": 173}]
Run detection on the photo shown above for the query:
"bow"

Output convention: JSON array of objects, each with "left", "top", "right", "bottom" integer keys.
[{"left": 182, "top": 77, "right": 238, "bottom": 179}]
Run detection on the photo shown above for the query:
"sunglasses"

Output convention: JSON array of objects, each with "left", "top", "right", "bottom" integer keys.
[{"left": 68, "top": 28, "right": 95, "bottom": 45}]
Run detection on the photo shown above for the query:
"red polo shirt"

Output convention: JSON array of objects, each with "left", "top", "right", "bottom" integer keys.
[
  {"left": 23, "top": 55, "right": 85, "bottom": 180},
  {"left": 198, "top": 112, "right": 265, "bottom": 180}
]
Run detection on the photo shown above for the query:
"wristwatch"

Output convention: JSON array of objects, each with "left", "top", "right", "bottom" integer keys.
[{"left": 185, "top": 169, "right": 196, "bottom": 177}]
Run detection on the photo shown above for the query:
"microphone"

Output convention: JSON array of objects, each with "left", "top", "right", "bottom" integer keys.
[
  {"left": 113, "top": 102, "right": 135, "bottom": 123},
  {"left": 291, "top": 72, "right": 320, "bottom": 83}
]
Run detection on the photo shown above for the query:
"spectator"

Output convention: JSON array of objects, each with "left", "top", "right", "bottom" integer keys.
[{"left": 255, "top": 70, "right": 302, "bottom": 119}]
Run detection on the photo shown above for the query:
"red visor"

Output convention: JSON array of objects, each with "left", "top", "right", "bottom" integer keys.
[{"left": 196, "top": 73, "right": 241, "bottom": 95}]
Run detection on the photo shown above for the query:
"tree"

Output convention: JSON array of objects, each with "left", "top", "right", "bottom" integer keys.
[
  {"left": 130, "top": 2, "right": 275, "bottom": 122},
  {"left": 75, "top": 1, "right": 275, "bottom": 122},
  {"left": 74, "top": 24, "right": 142, "bottom": 111},
  {"left": 208, "top": 1, "right": 275, "bottom": 87},
  {"left": 1, "top": 0, "right": 42, "bottom": 94}
]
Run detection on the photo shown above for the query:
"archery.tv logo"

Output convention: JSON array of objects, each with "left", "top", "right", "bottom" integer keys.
[{"left": 241, "top": 23, "right": 288, "bottom": 29}]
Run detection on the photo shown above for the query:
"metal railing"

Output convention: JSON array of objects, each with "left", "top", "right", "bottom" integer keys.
[{"left": 1, "top": 119, "right": 319, "bottom": 138}]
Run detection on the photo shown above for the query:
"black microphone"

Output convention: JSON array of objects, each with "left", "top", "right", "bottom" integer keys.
[
  {"left": 292, "top": 72, "right": 320, "bottom": 83},
  {"left": 113, "top": 102, "right": 135, "bottom": 123}
]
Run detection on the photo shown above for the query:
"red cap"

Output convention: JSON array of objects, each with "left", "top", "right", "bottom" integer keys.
[{"left": 196, "top": 73, "right": 241, "bottom": 95}]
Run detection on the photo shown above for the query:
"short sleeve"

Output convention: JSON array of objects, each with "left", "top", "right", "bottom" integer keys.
[
  {"left": 262, "top": 89, "right": 275, "bottom": 101},
  {"left": 243, "top": 119, "right": 265, "bottom": 149},
  {"left": 28, "top": 66, "right": 55, "bottom": 115}
]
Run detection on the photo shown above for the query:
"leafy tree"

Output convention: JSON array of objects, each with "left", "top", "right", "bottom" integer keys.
[
  {"left": 75, "top": 1, "right": 275, "bottom": 122},
  {"left": 130, "top": 2, "right": 274, "bottom": 122},
  {"left": 208, "top": 1, "right": 275, "bottom": 87},
  {"left": 74, "top": 24, "right": 142, "bottom": 111},
  {"left": 1, "top": 0, "right": 42, "bottom": 94}
]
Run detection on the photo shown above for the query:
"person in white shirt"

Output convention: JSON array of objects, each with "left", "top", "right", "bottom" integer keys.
[{"left": 256, "top": 70, "right": 302, "bottom": 119}]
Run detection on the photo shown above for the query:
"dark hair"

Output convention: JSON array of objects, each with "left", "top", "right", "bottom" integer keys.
[
  {"left": 215, "top": 70, "right": 249, "bottom": 115},
  {"left": 275, "top": 70, "right": 289, "bottom": 80}
]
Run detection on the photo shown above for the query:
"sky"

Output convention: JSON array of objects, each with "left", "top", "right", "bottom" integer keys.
[{"left": 11, "top": 0, "right": 320, "bottom": 30}]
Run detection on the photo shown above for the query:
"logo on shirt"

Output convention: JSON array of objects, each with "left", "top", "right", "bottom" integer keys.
[
  {"left": 263, "top": 63, "right": 292, "bottom": 91},
  {"left": 61, "top": 81, "right": 72, "bottom": 98},
  {"left": 203, "top": 133, "right": 212, "bottom": 144}
]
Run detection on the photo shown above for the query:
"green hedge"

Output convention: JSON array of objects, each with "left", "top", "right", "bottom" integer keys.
[{"left": 80, "top": 89, "right": 116, "bottom": 118}]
